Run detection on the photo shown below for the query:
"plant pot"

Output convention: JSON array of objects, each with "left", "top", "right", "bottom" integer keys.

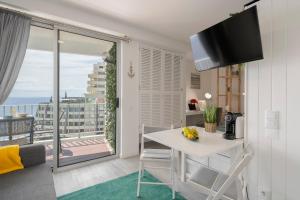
[{"left": 205, "top": 122, "right": 217, "bottom": 133}]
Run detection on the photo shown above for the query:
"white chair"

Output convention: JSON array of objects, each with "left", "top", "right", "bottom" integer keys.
[
  {"left": 136, "top": 124, "right": 176, "bottom": 199},
  {"left": 187, "top": 147, "right": 253, "bottom": 200}
]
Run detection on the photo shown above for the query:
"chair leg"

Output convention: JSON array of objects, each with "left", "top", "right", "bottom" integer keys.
[
  {"left": 171, "top": 149, "right": 175, "bottom": 199},
  {"left": 141, "top": 163, "right": 145, "bottom": 178},
  {"left": 137, "top": 161, "right": 143, "bottom": 197},
  {"left": 237, "top": 177, "right": 248, "bottom": 200}
]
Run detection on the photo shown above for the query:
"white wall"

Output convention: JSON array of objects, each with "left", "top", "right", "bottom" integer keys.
[
  {"left": 185, "top": 59, "right": 214, "bottom": 108},
  {"left": 120, "top": 41, "right": 139, "bottom": 158},
  {"left": 246, "top": 1, "right": 300, "bottom": 200},
  {"left": 186, "top": 63, "right": 244, "bottom": 113}
]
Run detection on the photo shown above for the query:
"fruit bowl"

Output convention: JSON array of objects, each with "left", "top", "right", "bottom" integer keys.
[
  {"left": 181, "top": 132, "right": 199, "bottom": 141},
  {"left": 182, "top": 127, "right": 199, "bottom": 141}
]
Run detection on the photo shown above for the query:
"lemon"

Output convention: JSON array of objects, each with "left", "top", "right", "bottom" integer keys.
[
  {"left": 182, "top": 127, "right": 199, "bottom": 140},
  {"left": 190, "top": 128, "right": 198, "bottom": 137},
  {"left": 182, "top": 127, "right": 190, "bottom": 137}
]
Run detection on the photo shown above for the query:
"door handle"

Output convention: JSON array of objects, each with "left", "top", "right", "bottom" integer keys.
[{"left": 116, "top": 97, "right": 119, "bottom": 108}]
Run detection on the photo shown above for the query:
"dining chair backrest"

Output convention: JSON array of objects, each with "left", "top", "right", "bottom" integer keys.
[
  {"left": 140, "top": 124, "right": 174, "bottom": 153},
  {"left": 209, "top": 147, "right": 253, "bottom": 200}
]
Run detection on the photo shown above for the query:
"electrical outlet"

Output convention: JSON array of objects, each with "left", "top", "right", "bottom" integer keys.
[{"left": 264, "top": 110, "right": 279, "bottom": 130}]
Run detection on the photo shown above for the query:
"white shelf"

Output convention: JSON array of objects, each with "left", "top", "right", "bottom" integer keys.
[{"left": 185, "top": 110, "right": 203, "bottom": 116}]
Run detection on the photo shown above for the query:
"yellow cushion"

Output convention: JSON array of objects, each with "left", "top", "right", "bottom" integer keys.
[{"left": 0, "top": 145, "right": 24, "bottom": 174}]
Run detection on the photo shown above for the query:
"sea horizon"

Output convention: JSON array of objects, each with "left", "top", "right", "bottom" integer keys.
[
  {"left": 0, "top": 97, "right": 52, "bottom": 117},
  {"left": 3, "top": 97, "right": 52, "bottom": 106}
]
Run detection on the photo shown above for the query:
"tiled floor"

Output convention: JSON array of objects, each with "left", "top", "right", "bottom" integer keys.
[
  {"left": 53, "top": 156, "right": 139, "bottom": 197},
  {"left": 53, "top": 156, "right": 205, "bottom": 200},
  {"left": 44, "top": 137, "right": 113, "bottom": 165}
]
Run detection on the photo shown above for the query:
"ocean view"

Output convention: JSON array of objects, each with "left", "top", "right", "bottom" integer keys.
[
  {"left": 0, "top": 97, "right": 51, "bottom": 117},
  {"left": 4, "top": 97, "right": 51, "bottom": 105}
]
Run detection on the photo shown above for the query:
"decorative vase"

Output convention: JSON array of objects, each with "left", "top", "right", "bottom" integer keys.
[{"left": 205, "top": 122, "right": 217, "bottom": 133}]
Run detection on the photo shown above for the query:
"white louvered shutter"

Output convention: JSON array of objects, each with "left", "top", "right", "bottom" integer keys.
[
  {"left": 173, "top": 55, "right": 181, "bottom": 91},
  {"left": 139, "top": 93, "right": 151, "bottom": 126},
  {"left": 151, "top": 49, "right": 162, "bottom": 126},
  {"left": 163, "top": 52, "right": 173, "bottom": 91},
  {"left": 139, "top": 45, "right": 183, "bottom": 128},
  {"left": 139, "top": 47, "right": 152, "bottom": 126},
  {"left": 162, "top": 51, "right": 173, "bottom": 127},
  {"left": 152, "top": 49, "right": 162, "bottom": 91},
  {"left": 172, "top": 55, "right": 182, "bottom": 127},
  {"left": 162, "top": 94, "right": 172, "bottom": 126},
  {"left": 140, "top": 47, "right": 151, "bottom": 91}
]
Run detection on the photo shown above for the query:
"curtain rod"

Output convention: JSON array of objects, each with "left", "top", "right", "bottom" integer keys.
[{"left": 0, "top": 5, "right": 130, "bottom": 42}]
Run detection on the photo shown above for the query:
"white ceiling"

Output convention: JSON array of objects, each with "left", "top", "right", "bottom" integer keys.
[{"left": 58, "top": 0, "right": 244, "bottom": 43}]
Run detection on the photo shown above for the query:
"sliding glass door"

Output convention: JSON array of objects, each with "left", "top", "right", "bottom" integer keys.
[
  {"left": 57, "top": 31, "right": 118, "bottom": 167},
  {"left": 1, "top": 23, "right": 119, "bottom": 168},
  {"left": 0, "top": 26, "right": 55, "bottom": 161}
]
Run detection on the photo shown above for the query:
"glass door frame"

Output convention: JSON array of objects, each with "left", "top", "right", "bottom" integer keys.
[{"left": 52, "top": 26, "right": 121, "bottom": 172}]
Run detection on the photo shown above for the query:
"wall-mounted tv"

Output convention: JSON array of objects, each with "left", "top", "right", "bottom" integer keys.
[{"left": 190, "top": 6, "right": 263, "bottom": 72}]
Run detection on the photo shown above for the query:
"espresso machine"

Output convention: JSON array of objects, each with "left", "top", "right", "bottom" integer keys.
[{"left": 224, "top": 112, "right": 242, "bottom": 140}]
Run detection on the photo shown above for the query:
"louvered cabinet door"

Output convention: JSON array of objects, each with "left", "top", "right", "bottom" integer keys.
[
  {"left": 151, "top": 49, "right": 162, "bottom": 127},
  {"left": 139, "top": 47, "right": 151, "bottom": 91},
  {"left": 139, "top": 93, "right": 152, "bottom": 126},
  {"left": 139, "top": 47, "right": 152, "bottom": 127},
  {"left": 172, "top": 55, "right": 182, "bottom": 127},
  {"left": 139, "top": 45, "right": 183, "bottom": 128},
  {"left": 173, "top": 55, "right": 181, "bottom": 91},
  {"left": 163, "top": 52, "right": 173, "bottom": 92},
  {"left": 172, "top": 94, "right": 182, "bottom": 127},
  {"left": 151, "top": 94, "right": 161, "bottom": 126},
  {"left": 162, "top": 94, "right": 173, "bottom": 126},
  {"left": 162, "top": 51, "right": 173, "bottom": 127},
  {"left": 152, "top": 49, "right": 162, "bottom": 91}
]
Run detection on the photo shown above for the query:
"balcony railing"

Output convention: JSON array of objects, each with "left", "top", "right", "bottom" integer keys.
[
  {"left": 0, "top": 102, "right": 106, "bottom": 143},
  {"left": 0, "top": 102, "right": 116, "bottom": 165}
]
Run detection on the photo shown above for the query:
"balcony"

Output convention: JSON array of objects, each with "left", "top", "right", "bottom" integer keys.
[
  {"left": 39, "top": 131, "right": 113, "bottom": 166},
  {"left": 0, "top": 103, "right": 114, "bottom": 166}
]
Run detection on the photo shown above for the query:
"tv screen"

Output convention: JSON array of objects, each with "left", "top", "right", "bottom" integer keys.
[{"left": 190, "top": 6, "right": 263, "bottom": 71}]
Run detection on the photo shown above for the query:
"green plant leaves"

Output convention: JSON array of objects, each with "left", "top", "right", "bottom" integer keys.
[
  {"left": 204, "top": 106, "right": 217, "bottom": 123},
  {"left": 105, "top": 43, "right": 117, "bottom": 152}
]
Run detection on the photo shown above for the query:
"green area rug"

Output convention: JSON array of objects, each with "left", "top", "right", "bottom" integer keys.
[{"left": 58, "top": 171, "right": 186, "bottom": 200}]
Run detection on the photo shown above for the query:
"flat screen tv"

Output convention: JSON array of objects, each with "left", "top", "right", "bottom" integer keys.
[{"left": 190, "top": 6, "right": 263, "bottom": 72}]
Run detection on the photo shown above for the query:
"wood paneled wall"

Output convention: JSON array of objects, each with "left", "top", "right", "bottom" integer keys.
[{"left": 246, "top": 1, "right": 300, "bottom": 199}]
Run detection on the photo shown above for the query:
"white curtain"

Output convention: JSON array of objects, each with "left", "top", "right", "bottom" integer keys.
[{"left": 0, "top": 10, "right": 31, "bottom": 104}]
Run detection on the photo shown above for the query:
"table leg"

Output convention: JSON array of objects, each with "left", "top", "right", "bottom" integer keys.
[{"left": 181, "top": 152, "right": 186, "bottom": 182}]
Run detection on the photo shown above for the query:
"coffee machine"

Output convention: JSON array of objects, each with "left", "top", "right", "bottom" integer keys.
[{"left": 224, "top": 112, "right": 242, "bottom": 140}]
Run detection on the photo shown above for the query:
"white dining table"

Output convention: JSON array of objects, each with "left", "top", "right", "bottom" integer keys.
[{"left": 143, "top": 126, "right": 243, "bottom": 181}]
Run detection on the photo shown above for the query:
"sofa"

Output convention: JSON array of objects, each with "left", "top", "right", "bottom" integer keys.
[{"left": 0, "top": 144, "right": 56, "bottom": 200}]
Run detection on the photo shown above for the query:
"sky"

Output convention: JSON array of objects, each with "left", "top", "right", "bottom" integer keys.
[{"left": 9, "top": 49, "right": 104, "bottom": 98}]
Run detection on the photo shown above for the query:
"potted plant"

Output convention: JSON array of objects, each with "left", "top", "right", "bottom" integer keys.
[{"left": 204, "top": 105, "right": 217, "bottom": 133}]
